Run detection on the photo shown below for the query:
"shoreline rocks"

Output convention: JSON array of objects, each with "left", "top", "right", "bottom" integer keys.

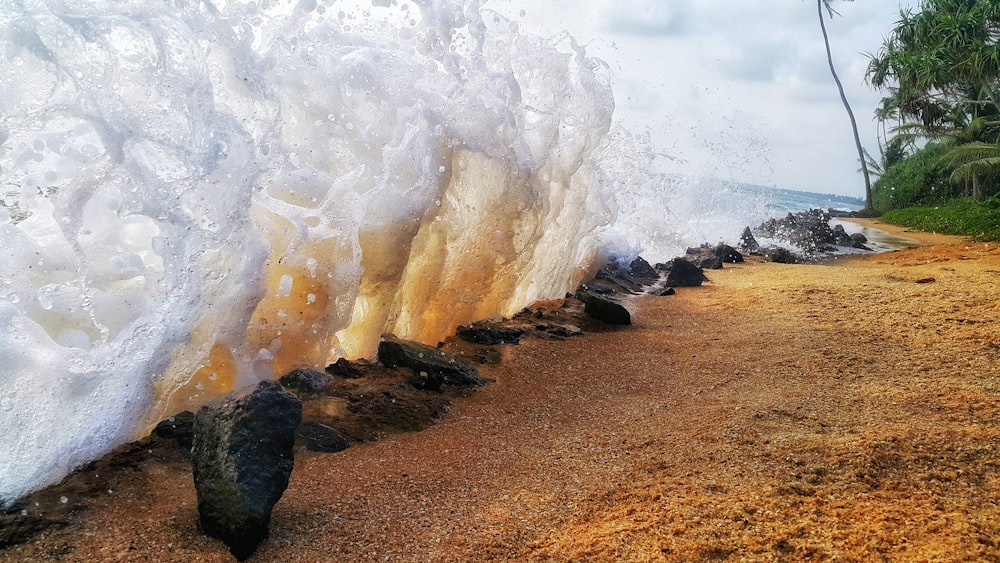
[
  {"left": 192, "top": 380, "right": 301, "bottom": 561},
  {"left": 747, "top": 208, "right": 874, "bottom": 261}
]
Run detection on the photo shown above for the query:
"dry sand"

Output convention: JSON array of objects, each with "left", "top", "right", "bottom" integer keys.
[{"left": 4, "top": 225, "right": 1000, "bottom": 561}]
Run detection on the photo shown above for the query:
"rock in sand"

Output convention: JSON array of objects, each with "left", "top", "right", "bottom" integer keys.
[
  {"left": 577, "top": 291, "right": 632, "bottom": 325},
  {"left": 192, "top": 380, "right": 301, "bottom": 560},
  {"left": 665, "top": 258, "right": 709, "bottom": 287},
  {"left": 378, "top": 335, "right": 484, "bottom": 391}
]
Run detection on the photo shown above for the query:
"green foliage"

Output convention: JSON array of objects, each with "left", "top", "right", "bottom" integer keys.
[
  {"left": 881, "top": 197, "right": 1000, "bottom": 241},
  {"left": 867, "top": 0, "right": 1000, "bottom": 143},
  {"left": 938, "top": 142, "right": 1000, "bottom": 199},
  {"left": 871, "top": 143, "right": 961, "bottom": 210}
]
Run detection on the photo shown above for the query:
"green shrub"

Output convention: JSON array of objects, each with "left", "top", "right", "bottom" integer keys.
[
  {"left": 881, "top": 198, "right": 1000, "bottom": 241},
  {"left": 872, "top": 143, "right": 960, "bottom": 211}
]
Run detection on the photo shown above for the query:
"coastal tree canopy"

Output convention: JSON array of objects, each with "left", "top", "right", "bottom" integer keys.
[{"left": 867, "top": 0, "right": 1000, "bottom": 200}]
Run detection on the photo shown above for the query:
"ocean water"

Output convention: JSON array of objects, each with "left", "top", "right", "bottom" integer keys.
[{"left": 0, "top": 0, "right": 864, "bottom": 503}]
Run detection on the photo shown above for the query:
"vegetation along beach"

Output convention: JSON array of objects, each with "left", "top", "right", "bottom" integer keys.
[{"left": 3, "top": 0, "right": 1000, "bottom": 560}]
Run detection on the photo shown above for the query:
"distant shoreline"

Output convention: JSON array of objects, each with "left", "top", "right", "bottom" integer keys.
[{"left": 839, "top": 217, "right": 972, "bottom": 247}]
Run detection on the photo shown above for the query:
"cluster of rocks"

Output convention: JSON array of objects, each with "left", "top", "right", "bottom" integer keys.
[
  {"left": 181, "top": 333, "right": 499, "bottom": 559},
  {"left": 740, "top": 209, "right": 872, "bottom": 263},
  {"left": 574, "top": 246, "right": 740, "bottom": 322}
]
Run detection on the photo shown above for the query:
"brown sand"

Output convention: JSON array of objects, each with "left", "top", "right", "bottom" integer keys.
[{"left": 4, "top": 228, "right": 1000, "bottom": 561}]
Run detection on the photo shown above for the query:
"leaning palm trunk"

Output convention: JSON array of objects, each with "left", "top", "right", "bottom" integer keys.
[{"left": 818, "top": 0, "right": 873, "bottom": 210}]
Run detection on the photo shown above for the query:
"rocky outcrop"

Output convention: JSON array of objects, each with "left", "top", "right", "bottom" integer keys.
[
  {"left": 664, "top": 258, "right": 709, "bottom": 287},
  {"left": 715, "top": 244, "right": 744, "bottom": 263},
  {"left": 278, "top": 367, "right": 331, "bottom": 393},
  {"left": 764, "top": 247, "right": 798, "bottom": 264},
  {"left": 753, "top": 209, "right": 873, "bottom": 256},
  {"left": 456, "top": 321, "right": 525, "bottom": 345},
  {"left": 378, "top": 335, "right": 484, "bottom": 391},
  {"left": 590, "top": 256, "right": 660, "bottom": 294},
  {"left": 626, "top": 256, "right": 659, "bottom": 281},
  {"left": 577, "top": 291, "right": 631, "bottom": 325},
  {"left": 152, "top": 410, "right": 195, "bottom": 450},
  {"left": 756, "top": 209, "right": 838, "bottom": 251},
  {"left": 192, "top": 380, "right": 301, "bottom": 561},
  {"left": 697, "top": 255, "right": 724, "bottom": 270},
  {"left": 739, "top": 227, "right": 760, "bottom": 253}
]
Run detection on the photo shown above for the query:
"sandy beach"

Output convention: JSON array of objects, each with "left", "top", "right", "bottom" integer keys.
[{"left": 3, "top": 224, "right": 1000, "bottom": 561}]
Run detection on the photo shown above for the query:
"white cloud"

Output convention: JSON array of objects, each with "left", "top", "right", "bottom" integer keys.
[
  {"left": 595, "top": 0, "right": 690, "bottom": 36},
  {"left": 489, "top": 0, "right": 919, "bottom": 197}
]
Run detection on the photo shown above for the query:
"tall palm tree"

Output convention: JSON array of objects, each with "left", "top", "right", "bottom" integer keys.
[{"left": 817, "top": 0, "right": 874, "bottom": 211}]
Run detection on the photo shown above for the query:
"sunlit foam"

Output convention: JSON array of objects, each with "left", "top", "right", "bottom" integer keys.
[{"left": 0, "top": 0, "right": 618, "bottom": 503}]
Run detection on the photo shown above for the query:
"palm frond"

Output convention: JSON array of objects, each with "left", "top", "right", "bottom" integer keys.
[
  {"left": 949, "top": 156, "right": 1000, "bottom": 184},
  {"left": 939, "top": 142, "right": 1000, "bottom": 167}
]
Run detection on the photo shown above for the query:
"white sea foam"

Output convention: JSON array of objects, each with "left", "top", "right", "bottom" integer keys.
[
  {"left": 0, "top": 0, "right": 625, "bottom": 503},
  {"left": 0, "top": 0, "right": 838, "bottom": 504}
]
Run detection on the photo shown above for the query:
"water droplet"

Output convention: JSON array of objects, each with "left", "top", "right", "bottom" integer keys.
[
  {"left": 60, "top": 496, "right": 68, "bottom": 504},
  {"left": 438, "top": 165, "right": 446, "bottom": 173},
  {"left": 277, "top": 274, "right": 293, "bottom": 297}
]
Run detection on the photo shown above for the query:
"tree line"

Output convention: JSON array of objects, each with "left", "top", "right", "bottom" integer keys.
[{"left": 864, "top": 0, "right": 1000, "bottom": 210}]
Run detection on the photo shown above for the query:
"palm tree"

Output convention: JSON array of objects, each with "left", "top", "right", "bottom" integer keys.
[
  {"left": 817, "top": 0, "right": 874, "bottom": 211},
  {"left": 939, "top": 142, "right": 1000, "bottom": 200}
]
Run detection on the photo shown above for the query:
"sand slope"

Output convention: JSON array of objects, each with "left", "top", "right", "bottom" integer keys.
[{"left": 3, "top": 232, "right": 1000, "bottom": 561}]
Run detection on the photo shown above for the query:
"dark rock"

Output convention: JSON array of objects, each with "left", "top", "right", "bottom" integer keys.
[
  {"left": 659, "top": 287, "right": 676, "bottom": 296},
  {"left": 577, "top": 291, "right": 631, "bottom": 325},
  {"left": 535, "top": 323, "right": 584, "bottom": 338},
  {"left": 739, "top": 227, "right": 760, "bottom": 252},
  {"left": 296, "top": 423, "right": 350, "bottom": 453},
  {"left": 833, "top": 224, "right": 852, "bottom": 246},
  {"left": 192, "top": 380, "right": 301, "bottom": 560},
  {"left": 592, "top": 255, "right": 659, "bottom": 293},
  {"left": 850, "top": 232, "right": 868, "bottom": 244},
  {"left": 456, "top": 321, "right": 525, "bottom": 345},
  {"left": 714, "top": 244, "right": 744, "bottom": 263},
  {"left": 325, "top": 358, "right": 367, "bottom": 379},
  {"left": 152, "top": 410, "right": 195, "bottom": 450},
  {"left": 697, "top": 256, "right": 724, "bottom": 270},
  {"left": 755, "top": 209, "right": 838, "bottom": 252},
  {"left": 764, "top": 247, "right": 798, "bottom": 264},
  {"left": 378, "top": 335, "right": 483, "bottom": 391},
  {"left": 665, "top": 258, "right": 708, "bottom": 287},
  {"left": 278, "top": 367, "right": 331, "bottom": 393},
  {"left": 581, "top": 281, "right": 619, "bottom": 295},
  {"left": 592, "top": 269, "right": 644, "bottom": 294},
  {"left": 685, "top": 247, "right": 702, "bottom": 255},
  {"left": 626, "top": 256, "right": 659, "bottom": 281},
  {"left": 0, "top": 502, "right": 59, "bottom": 549}
]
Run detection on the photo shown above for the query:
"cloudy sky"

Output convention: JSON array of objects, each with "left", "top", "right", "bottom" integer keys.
[{"left": 488, "top": 0, "right": 919, "bottom": 198}]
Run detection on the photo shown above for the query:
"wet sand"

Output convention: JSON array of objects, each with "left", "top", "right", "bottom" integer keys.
[{"left": 4, "top": 228, "right": 1000, "bottom": 561}]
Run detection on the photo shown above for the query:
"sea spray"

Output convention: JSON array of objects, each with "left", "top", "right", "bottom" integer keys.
[{"left": 0, "top": 0, "right": 616, "bottom": 503}]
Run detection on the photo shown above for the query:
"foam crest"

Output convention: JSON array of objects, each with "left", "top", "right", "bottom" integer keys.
[{"left": 0, "top": 0, "right": 615, "bottom": 503}]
